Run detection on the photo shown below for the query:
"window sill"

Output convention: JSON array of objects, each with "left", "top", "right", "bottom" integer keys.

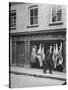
[
  {"left": 27, "top": 25, "right": 39, "bottom": 28},
  {"left": 49, "top": 21, "right": 63, "bottom": 26}
]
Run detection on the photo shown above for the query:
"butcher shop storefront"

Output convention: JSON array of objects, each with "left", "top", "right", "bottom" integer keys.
[{"left": 10, "top": 28, "right": 66, "bottom": 72}]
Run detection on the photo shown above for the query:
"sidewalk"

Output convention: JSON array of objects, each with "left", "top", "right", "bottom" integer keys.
[{"left": 10, "top": 66, "right": 66, "bottom": 81}]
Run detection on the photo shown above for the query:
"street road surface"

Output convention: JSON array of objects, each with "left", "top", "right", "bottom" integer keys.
[{"left": 10, "top": 73, "right": 64, "bottom": 88}]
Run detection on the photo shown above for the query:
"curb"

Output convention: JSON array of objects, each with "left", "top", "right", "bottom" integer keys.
[{"left": 9, "top": 71, "right": 66, "bottom": 81}]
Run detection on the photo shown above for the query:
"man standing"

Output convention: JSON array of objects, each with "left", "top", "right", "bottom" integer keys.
[{"left": 43, "top": 46, "right": 53, "bottom": 74}]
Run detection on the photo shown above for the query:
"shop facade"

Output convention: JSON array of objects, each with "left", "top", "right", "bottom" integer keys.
[{"left": 10, "top": 28, "right": 66, "bottom": 71}]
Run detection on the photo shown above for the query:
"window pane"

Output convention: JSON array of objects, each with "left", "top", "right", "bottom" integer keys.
[
  {"left": 34, "top": 16, "right": 38, "bottom": 24},
  {"left": 35, "top": 8, "right": 38, "bottom": 16},
  {"left": 52, "top": 15, "right": 56, "bottom": 22},
  {"left": 52, "top": 6, "right": 56, "bottom": 22},
  {"left": 30, "top": 17, "right": 33, "bottom": 25},
  {"left": 52, "top": 6, "right": 56, "bottom": 16},
  {"left": 30, "top": 9, "right": 33, "bottom": 16},
  {"left": 57, "top": 13, "right": 62, "bottom": 21},
  {"left": 57, "top": 9, "right": 62, "bottom": 21},
  {"left": 12, "top": 12, "right": 16, "bottom": 16}
]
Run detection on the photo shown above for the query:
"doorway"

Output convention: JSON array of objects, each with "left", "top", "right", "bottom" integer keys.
[{"left": 16, "top": 41, "right": 25, "bottom": 66}]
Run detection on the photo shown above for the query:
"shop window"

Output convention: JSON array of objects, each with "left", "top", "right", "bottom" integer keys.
[
  {"left": 29, "top": 6, "right": 38, "bottom": 26},
  {"left": 9, "top": 10, "right": 16, "bottom": 30}
]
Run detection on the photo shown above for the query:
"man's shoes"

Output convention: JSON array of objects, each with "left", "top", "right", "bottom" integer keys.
[
  {"left": 49, "top": 72, "right": 53, "bottom": 74},
  {"left": 43, "top": 70, "right": 46, "bottom": 73}
]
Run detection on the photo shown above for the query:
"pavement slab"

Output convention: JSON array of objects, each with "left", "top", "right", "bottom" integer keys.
[{"left": 10, "top": 66, "right": 66, "bottom": 81}]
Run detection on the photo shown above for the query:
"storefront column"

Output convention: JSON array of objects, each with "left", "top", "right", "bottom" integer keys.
[
  {"left": 10, "top": 36, "right": 12, "bottom": 66},
  {"left": 63, "top": 40, "right": 66, "bottom": 72},
  {"left": 15, "top": 40, "right": 16, "bottom": 66},
  {"left": 24, "top": 41, "right": 27, "bottom": 64},
  {"left": 24, "top": 40, "right": 30, "bottom": 68},
  {"left": 28, "top": 40, "right": 30, "bottom": 63}
]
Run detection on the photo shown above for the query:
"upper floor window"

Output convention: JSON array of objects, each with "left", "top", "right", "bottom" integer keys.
[
  {"left": 52, "top": 6, "right": 62, "bottom": 23},
  {"left": 9, "top": 10, "right": 16, "bottom": 30},
  {"left": 29, "top": 6, "right": 38, "bottom": 26}
]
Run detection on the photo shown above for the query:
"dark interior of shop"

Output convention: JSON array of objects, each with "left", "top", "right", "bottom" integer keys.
[{"left": 30, "top": 40, "right": 64, "bottom": 72}]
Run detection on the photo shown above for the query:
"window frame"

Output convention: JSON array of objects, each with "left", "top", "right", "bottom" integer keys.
[
  {"left": 28, "top": 5, "right": 38, "bottom": 27},
  {"left": 9, "top": 10, "right": 16, "bottom": 30},
  {"left": 50, "top": 5, "right": 63, "bottom": 25}
]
